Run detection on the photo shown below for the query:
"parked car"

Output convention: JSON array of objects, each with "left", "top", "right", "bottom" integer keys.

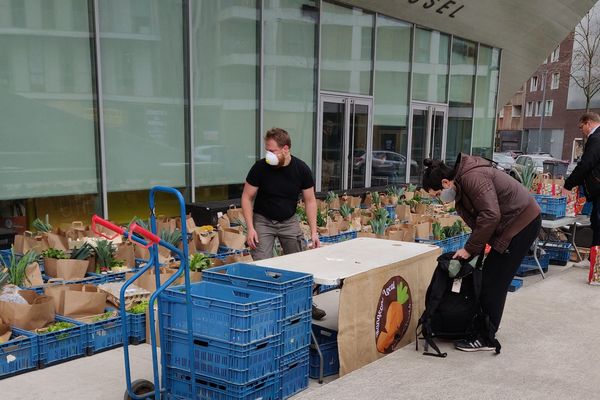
[
  {"left": 504, "top": 150, "right": 524, "bottom": 159},
  {"left": 492, "top": 152, "right": 515, "bottom": 172},
  {"left": 353, "top": 150, "right": 418, "bottom": 177},
  {"left": 510, "top": 154, "right": 568, "bottom": 181}
]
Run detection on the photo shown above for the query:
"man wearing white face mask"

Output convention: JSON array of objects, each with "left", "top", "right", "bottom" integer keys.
[
  {"left": 242, "top": 128, "right": 324, "bottom": 319},
  {"left": 422, "top": 154, "right": 541, "bottom": 352}
]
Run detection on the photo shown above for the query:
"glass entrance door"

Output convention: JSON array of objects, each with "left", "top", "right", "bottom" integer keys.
[
  {"left": 318, "top": 95, "right": 373, "bottom": 191},
  {"left": 409, "top": 103, "right": 447, "bottom": 183}
]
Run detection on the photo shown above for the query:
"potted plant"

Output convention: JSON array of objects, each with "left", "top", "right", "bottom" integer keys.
[
  {"left": 42, "top": 246, "right": 90, "bottom": 281},
  {"left": 94, "top": 239, "right": 127, "bottom": 273}
]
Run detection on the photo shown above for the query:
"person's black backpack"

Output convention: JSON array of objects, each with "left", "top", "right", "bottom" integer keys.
[{"left": 416, "top": 252, "right": 501, "bottom": 357}]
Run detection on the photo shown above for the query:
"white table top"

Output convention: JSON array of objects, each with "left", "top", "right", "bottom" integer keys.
[
  {"left": 251, "top": 237, "right": 439, "bottom": 285},
  {"left": 541, "top": 216, "right": 577, "bottom": 229}
]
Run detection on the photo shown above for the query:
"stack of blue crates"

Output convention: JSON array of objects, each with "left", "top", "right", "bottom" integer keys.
[
  {"left": 203, "top": 263, "right": 313, "bottom": 399},
  {"left": 159, "top": 280, "right": 283, "bottom": 399}
]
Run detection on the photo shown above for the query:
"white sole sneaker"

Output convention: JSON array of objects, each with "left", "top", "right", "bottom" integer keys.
[{"left": 454, "top": 339, "right": 495, "bottom": 352}]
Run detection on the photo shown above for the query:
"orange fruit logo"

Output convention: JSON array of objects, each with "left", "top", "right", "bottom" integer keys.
[{"left": 374, "top": 276, "right": 412, "bottom": 354}]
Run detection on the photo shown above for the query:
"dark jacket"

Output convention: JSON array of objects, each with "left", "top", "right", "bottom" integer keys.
[
  {"left": 453, "top": 154, "right": 541, "bottom": 255},
  {"left": 565, "top": 127, "right": 600, "bottom": 200}
]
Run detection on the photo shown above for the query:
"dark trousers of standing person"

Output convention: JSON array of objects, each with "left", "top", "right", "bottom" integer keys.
[
  {"left": 480, "top": 215, "right": 541, "bottom": 336},
  {"left": 590, "top": 197, "right": 600, "bottom": 246}
]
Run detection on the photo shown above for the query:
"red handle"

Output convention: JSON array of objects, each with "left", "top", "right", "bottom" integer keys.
[
  {"left": 91, "top": 215, "right": 124, "bottom": 240},
  {"left": 129, "top": 222, "right": 161, "bottom": 249}
]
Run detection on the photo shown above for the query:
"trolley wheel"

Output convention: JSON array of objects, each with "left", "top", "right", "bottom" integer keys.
[{"left": 124, "top": 379, "right": 155, "bottom": 400}]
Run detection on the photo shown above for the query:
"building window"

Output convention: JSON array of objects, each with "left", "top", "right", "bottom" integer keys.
[
  {"left": 499, "top": 108, "right": 504, "bottom": 118},
  {"left": 551, "top": 72, "right": 560, "bottom": 89},
  {"left": 512, "top": 105, "right": 522, "bottom": 117},
  {"left": 526, "top": 101, "right": 533, "bottom": 117},
  {"left": 530, "top": 76, "right": 538, "bottom": 92},
  {"left": 551, "top": 46, "right": 560, "bottom": 62},
  {"left": 545, "top": 100, "right": 553, "bottom": 116},
  {"left": 535, "top": 101, "right": 542, "bottom": 116}
]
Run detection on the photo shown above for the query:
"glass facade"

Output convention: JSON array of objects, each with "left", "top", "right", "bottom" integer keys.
[{"left": 0, "top": 0, "right": 501, "bottom": 227}]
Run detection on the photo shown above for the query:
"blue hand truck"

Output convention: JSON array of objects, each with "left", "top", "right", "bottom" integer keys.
[{"left": 91, "top": 186, "right": 195, "bottom": 400}]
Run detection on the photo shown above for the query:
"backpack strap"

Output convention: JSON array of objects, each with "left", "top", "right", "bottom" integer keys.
[
  {"left": 472, "top": 248, "right": 502, "bottom": 354},
  {"left": 415, "top": 320, "right": 447, "bottom": 358}
]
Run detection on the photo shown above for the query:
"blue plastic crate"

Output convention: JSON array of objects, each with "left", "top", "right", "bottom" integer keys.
[
  {"left": 62, "top": 311, "right": 123, "bottom": 355},
  {"left": 385, "top": 205, "right": 396, "bottom": 220},
  {"left": 532, "top": 195, "right": 567, "bottom": 220},
  {"left": 36, "top": 316, "right": 86, "bottom": 368},
  {"left": 540, "top": 241, "right": 573, "bottom": 265},
  {"left": 318, "top": 230, "right": 358, "bottom": 245},
  {"left": 128, "top": 312, "right": 146, "bottom": 344},
  {"left": 163, "top": 328, "right": 280, "bottom": 384},
  {"left": 166, "top": 367, "right": 280, "bottom": 400},
  {"left": 508, "top": 278, "right": 523, "bottom": 292},
  {"left": 0, "top": 248, "right": 12, "bottom": 266},
  {"left": 203, "top": 263, "right": 312, "bottom": 319},
  {"left": 418, "top": 233, "right": 470, "bottom": 254},
  {"left": 281, "top": 311, "right": 311, "bottom": 356},
  {"left": 582, "top": 201, "right": 592, "bottom": 216},
  {"left": 0, "top": 327, "right": 38, "bottom": 378},
  {"left": 317, "top": 284, "right": 339, "bottom": 294},
  {"left": 88, "top": 270, "right": 128, "bottom": 283},
  {"left": 309, "top": 325, "right": 339, "bottom": 379},
  {"left": 43, "top": 273, "right": 104, "bottom": 286},
  {"left": 280, "top": 348, "right": 309, "bottom": 399},
  {"left": 159, "top": 281, "right": 283, "bottom": 344},
  {"left": 516, "top": 253, "right": 550, "bottom": 276}
]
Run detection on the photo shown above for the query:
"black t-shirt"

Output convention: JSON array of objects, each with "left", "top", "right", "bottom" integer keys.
[{"left": 246, "top": 155, "right": 315, "bottom": 221}]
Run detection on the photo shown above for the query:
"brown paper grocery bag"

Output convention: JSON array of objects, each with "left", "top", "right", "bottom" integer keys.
[
  {"left": 217, "top": 214, "right": 231, "bottom": 230},
  {"left": 398, "top": 224, "right": 416, "bottom": 242},
  {"left": 415, "top": 203, "right": 428, "bottom": 215},
  {"left": 227, "top": 206, "right": 245, "bottom": 225},
  {"left": 396, "top": 205, "right": 412, "bottom": 222},
  {"left": 176, "top": 214, "right": 196, "bottom": 233},
  {"left": 126, "top": 267, "right": 180, "bottom": 293},
  {"left": 0, "top": 321, "right": 11, "bottom": 343},
  {"left": 414, "top": 222, "right": 431, "bottom": 239},
  {"left": 14, "top": 232, "right": 46, "bottom": 254},
  {"left": 0, "top": 290, "right": 55, "bottom": 331},
  {"left": 116, "top": 242, "right": 136, "bottom": 269},
  {"left": 194, "top": 231, "right": 219, "bottom": 254},
  {"left": 23, "top": 262, "right": 44, "bottom": 287},
  {"left": 43, "top": 258, "right": 89, "bottom": 280},
  {"left": 156, "top": 216, "right": 177, "bottom": 233},
  {"left": 44, "top": 284, "right": 107, "bottom": 318},
  {"left": 219, "top": 227, "right": 247, "bottom": 250},
  {"left": 44, "top": 232, "right": 69, "bottom": 253}
]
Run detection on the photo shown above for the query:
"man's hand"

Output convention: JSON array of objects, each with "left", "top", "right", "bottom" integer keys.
[
  {"left": 311, "top": 232, "right": 321, "bottom": 249},
  {"left": 246, "top": 228, "right": 259, "bottom": 249},
  {"left": 453, "top": 248, "right": 471, "bottom": 260}
]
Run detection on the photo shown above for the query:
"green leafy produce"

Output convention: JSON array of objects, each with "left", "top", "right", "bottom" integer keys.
[
  {"left": 92, "top": 312, "right": 115, "bottom": 322},
  {"left": 386, "top": 186, "right": 405, "bottom": 198},
  {"left": 129, "top": 301, "right": 149, "bottom": 315},
  {"left": 295, "top": 205, "right": 307, "bottom": 223},
  {"left": 325, "top": 191, "right": 338, "bottom": 205},
  {"left": 373, "top": 207, "right": 389, "bottom": 222},
  {"left": 70, "top": 243, "right": 95, "bottom": 260},
  {"left": 41, "top": 248, "right": 68, "bottom": 260},
  {"left": 32, "top": 218, "right": 52, "bottom": 233},
  {"left": 371, "top": 191, "right": 381, "bottom": 207},
  {"left": 130, "top": 216, "right": 150, "bottom": 230},
  {"left": 94, "top": 239, "right": 116, "bottom": 272},
  {"left": 316, "top": 208, "right": 327, "bottom": 228},
  {"left": 339, "top": 203, "right": 354, "bottom": 219},
  {"left": 1, "top": 247, "right": 39, "bottom": 287},
  {"left": 189, "top": 253, "right": 212, "bottom": 272},
  {"left": 515, "top": 162, "right": 537, "bottom": 191},
  {"left": 432, "top": 222, "right": 446, "bottom": 240},
  {"left": 160, "top": 229, "right": 182, "bottom": 247},
  {"left": 38, "top": 321, "right": 75, "bottom": 334},
  {"left": 232, "top": 218, "right": 248, "bottom": 234},
  {"left": 369, "top": 219, "right": 387, "bottom": 236}
]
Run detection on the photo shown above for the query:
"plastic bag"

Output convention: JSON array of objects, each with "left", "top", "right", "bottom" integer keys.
[{"left": 0, "top": 285, "right": 28, "bottom": 304}]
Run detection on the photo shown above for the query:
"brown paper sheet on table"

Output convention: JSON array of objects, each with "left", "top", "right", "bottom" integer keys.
[
  {"left": 0, "top": 290, "right": 55, "bottom": 331},
  {"left": 44, "top": 284, "right": 107, "bottom": 318},
  {"left": 43, "top": 258, "right": 89, "bottom": 280},
  {"left": 337, "top": 247, "right": 439, "bottom": 376}
]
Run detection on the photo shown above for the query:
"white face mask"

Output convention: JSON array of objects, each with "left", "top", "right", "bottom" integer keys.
[
  {"left": 265, "top": 151, "right": 279, "bottom": 166},
  {"left": 440, "top": 187, "right": 456, "bottom": 203}
]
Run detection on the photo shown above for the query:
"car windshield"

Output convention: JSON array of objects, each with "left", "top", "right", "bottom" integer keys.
[{"left": 494, "top": 154, "right": 513, "bottom": 163}]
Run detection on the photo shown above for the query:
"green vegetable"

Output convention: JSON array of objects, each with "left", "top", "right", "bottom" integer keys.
[
  {"left": 70, "top": 243, "right": 94, "bottom": 260},
  {"left": 189, "top": 253, "right": 212, "bottom": 272},
  {"left": 160, "top": 229, "right": 182, "bottom": 247},
  {"left": 369, "top": 219, "right": 387, "bottom": 236},
  {"left": 325, "top": 191, "right": 338, "bottom": 205},
  {"left": 129, "top": 301, "right": 149, "bottom": 314},
  {"left": 32, "top": 218, "right": 52, "bottom": 233},
  {"left": 386, "top": 186, "right": 405, "bottom": 198},
  {"left": 92, "top": 312, "right": 115, "bottom": 322},
  {"left": 295, "top": 205, "right": 307, "bottom": 223},
  {"left": 41, "top": 248, "right": 68, "bottom": 260},
  {"left": 339, "top": 203, "right": 354, "bottom": 219},
  {"left": 432, "top": 222, "right": 445, "bottom": 240},
  {"left": 40, "top": 321, "right": 75, "bottom": 334},
  {"left": 407, "top": 184, "right": 417, "bottom": 192},
  {"left": 1, "top": 247, "right": 39, "bottom": 287},
  {"left": 130, "top": 216, "right": 150, "bottom": 230},
  {"left": 94, "top": 239, "right": 116, "bottom": 272},
  {"left": 316, "top": 208, "right": 327, "bottom": 228},
  {"left": 371, "top": 191, "right": 381, "bottom": 207}
]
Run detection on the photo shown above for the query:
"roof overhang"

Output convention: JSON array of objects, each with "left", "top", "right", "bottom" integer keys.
[{"left": 338, "top": 0, "right": 596, "bottom": 107}]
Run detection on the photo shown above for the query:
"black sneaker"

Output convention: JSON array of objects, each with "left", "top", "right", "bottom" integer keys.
[
  {"left": 312, "top": 304, "right": 326, "bottom": 320},
  {"left": 454, "top": 337, "right": 495, "bottom": 352}
]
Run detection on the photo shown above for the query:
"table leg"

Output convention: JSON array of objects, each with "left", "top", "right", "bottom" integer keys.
[
  {"left": 570, "top": 222, "right": 583, "bottom": 262},
  {"left": 310, "top": 329, "right": 324, "bottom": 384},
  {"left": 532, "top": 239, "right": 546, "bottom": 279}
]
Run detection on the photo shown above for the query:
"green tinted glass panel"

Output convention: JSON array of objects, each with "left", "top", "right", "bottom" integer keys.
[
  {"left": 0, "top": 0, "right": 97, "bottom": 200},
  {"left": 193, "top": 0, "right": 258, "bottom": 187},
  {"left": 412, "top": 28, "right": 449, "bottom": 103},
  {"left": 100, "top": 0, "right": 186, "bottom": 192},
  {"left": 321, "top": 2, "right": 373, "bottom": 95},
  {"left": 472, "top": 46, "right": 500, "bottom": 158},
  {"left": 263, "top": 0, "right": 316, "bottom": 165}
]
